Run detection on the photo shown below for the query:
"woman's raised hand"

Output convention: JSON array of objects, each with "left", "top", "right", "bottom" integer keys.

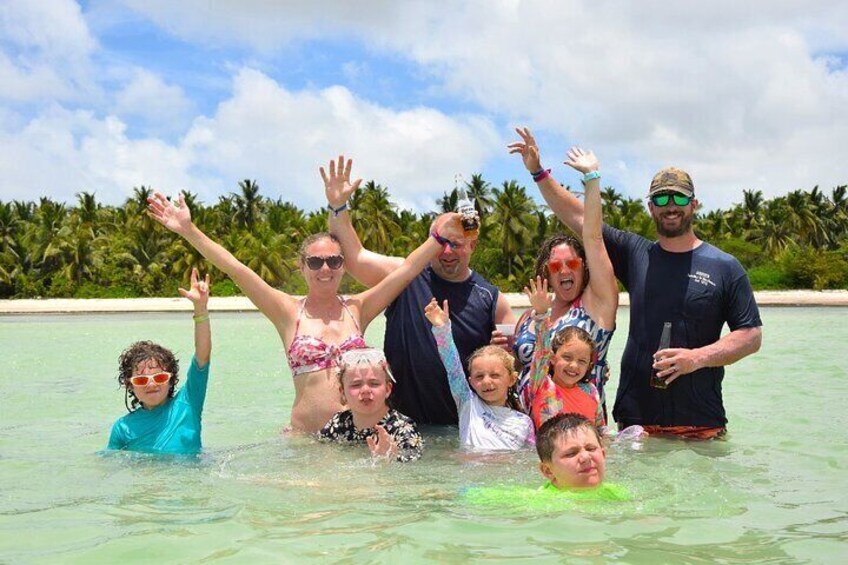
[
  {"left": 507, "top": 127, "right": 542, "bottom": 173},
  {"left": 148, "top": 191, "right": 193, "bottom": 234},
  {"left": 424, "top": 298, "right": 450, "bottom": 327},
  {"left": 564, "top": 146, "right": 599, "bottom": 175},
  {"left": 321, "top": 155, "right": 362, "bottom": 209},
  {"left": 178, "top": 267, "right": 211, "bottom": 307},
  {"left": 524, "top": 275, "right": 552, "bottom": 315}
]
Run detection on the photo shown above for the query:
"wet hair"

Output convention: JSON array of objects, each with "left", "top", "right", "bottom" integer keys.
[
  {"left": 298, "top": 232, "right": 342, "bottom": 263},
  {"left": 117, "top": 341, "right": 180, "bottom": 412},
  {"left": 535, "top": 413, "right": 602, "bottom": 462},
  {"left": 550, "top": 326, "right": 595, "bottom": 384},
  {"left": 533, "top": 233, "right": 590, "bottom": 292},
  {"left": 467, "top": 345, "right": 522, "bottom": 410}
]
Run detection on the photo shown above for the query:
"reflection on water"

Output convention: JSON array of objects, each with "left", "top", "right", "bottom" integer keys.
[{"left": 1, "top": 308, "right": 847, "bottom": 562}]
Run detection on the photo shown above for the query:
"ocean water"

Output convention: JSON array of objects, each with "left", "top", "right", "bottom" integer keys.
[{"left": 1, "top": 307, "right": 846, "bottom": 563}]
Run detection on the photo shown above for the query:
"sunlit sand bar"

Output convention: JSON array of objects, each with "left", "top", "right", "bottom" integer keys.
[{"left": 1, "top": 290, "right": 846, "bottom": 314}]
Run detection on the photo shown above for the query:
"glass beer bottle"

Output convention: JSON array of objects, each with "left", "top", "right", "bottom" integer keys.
[{"left": 650, "top": 322, "right": 672, "bottom": 389}]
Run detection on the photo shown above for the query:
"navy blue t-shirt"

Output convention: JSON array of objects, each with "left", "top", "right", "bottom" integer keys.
[
  {"left": 384, "top": 266, "right": 499, "bottom": 425},
  {"left": 603, "top": 225, "right": 762, "bottom": 428}
]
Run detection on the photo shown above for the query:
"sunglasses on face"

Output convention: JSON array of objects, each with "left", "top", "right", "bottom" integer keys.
[
  {"left": 549, "top": 257, "right": 583, "bottom": 272},
  {"left": 650, "top": 193, "right": 693, "bottom": 207},
  {"left": 304, "top": 255, "right": 344, "bottom": 270},
  {"left": 129, "top": 372, "right": 172, "bottom": 387}
]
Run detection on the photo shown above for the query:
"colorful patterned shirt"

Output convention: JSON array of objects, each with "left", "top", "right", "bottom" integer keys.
[{"left": 524, "top": 314, "right": 605, "bottom": 431}]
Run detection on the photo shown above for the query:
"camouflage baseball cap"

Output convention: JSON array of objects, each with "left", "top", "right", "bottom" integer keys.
[{"left": 649, "top": 167, "right": 694, "bottom": 197}]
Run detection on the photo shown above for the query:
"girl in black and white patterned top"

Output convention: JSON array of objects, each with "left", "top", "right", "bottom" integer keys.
[{"left": 319, "top": 348, "right": 423, "bottom": 462}]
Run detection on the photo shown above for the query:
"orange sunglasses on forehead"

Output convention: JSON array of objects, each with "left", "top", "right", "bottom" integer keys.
[
  {"left": 129, "top": 372, "right": 172, "bottom": 387},
  {"left": 549, "top": 257, "right": 583, "bottom": 272}
]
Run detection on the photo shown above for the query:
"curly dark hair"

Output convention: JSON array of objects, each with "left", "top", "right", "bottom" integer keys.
[
  {"left": 535, "top": 412, "right": 601, "bottom": 462},
  {"left": 117, "top": 341, "right": 180, "bottom": 412},
  {"left": 549, "top": 325, "right": 596, "bottom": 385},
  {"left": 533, "top": 233, "right": 590, "bottom": 294}
]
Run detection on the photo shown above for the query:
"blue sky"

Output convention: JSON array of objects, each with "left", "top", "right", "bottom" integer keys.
[{"left": 2, "top": 1, "right": 847, "bottom": 213}]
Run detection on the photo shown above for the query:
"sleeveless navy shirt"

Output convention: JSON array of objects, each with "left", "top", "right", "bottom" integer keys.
[{"left": 384, "top": 266, "right": 499, "bottom": 425}]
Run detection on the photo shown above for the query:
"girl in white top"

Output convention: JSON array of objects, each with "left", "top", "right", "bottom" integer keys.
[{"left": 425, "top": 299, "right": 535, "bottom": 450}]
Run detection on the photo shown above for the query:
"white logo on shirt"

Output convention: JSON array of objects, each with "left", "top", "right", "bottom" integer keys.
[{"left": 689, "top": 271, "right": 716, "bottom": 287}]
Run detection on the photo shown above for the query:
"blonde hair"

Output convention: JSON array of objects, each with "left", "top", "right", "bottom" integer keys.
[{"left": 466, "top": 345, "right": 521, "bottom": 410}]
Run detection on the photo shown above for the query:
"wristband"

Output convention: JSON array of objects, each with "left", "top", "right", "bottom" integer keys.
[
  {"left": 193, "top": 314, "right": 210, "bottom": 323},
  {"left": 532, "top": 168, "right": 551, "bottom": 183},
  {"left": 581, "top": 170, "right": 601, "bottom": 184},
  {"left": 328, "top": 202, "right": 348, "bottom": 217},
  {"left": 430, "top": 230, "right": 454, "bottom": 249},
  {"left": 531, "top": 308, "right": 551, "bottom": 321},
  {"left": 530, "top": 167, "right": 545, "bottom": 177}
]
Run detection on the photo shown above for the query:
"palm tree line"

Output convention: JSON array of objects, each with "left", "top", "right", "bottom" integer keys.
[{"left": 1, "top": 177, "right": 846, "bottom": 298}]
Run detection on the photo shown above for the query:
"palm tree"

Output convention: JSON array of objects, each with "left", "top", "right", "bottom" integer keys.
[
  {"left": 351, "top": 181, "right": 401, "bottom": 255},
  {"left": 232, "top": 179, "right": 265, "bottom": 231},
  {"left": 466, "top": 173, "right": 495, "bottom": 216},
  {"left": 491, "top": 181, "right": 537, "bottom": 279},
  {"left": 436, "top": 190, "right": 458, "bottom": 213},
  {"left": 740, "top": 189, "right": 763, "bottom": 231},
  {"left": 236, "top": 228, "right": 296, "bottom": 287}
]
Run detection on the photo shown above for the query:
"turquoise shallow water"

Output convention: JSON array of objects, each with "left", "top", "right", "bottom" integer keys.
[{"left": 1, "top": 307, "right": 847, "bottom": 563}]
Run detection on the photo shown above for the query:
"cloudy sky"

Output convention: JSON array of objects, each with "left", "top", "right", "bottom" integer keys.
[{"left": 1, "top": 0, "right": 846, "bottom": 212}]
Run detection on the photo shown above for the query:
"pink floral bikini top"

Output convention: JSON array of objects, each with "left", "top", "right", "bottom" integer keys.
[{"left": 286, "top": 296, "right": 368, "bottom": 377}]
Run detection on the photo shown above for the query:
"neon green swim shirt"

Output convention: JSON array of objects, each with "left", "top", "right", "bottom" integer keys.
[{"left": 464, "top": 481, "right": 631, "bottom": 511}]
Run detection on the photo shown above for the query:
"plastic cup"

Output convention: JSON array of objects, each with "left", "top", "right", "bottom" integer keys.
[{"left": 496, "top": 324, "right": 516, "bottom": 349}]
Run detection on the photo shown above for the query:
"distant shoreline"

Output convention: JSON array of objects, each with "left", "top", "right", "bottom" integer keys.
[{"left": 1, "top": 290, "right": 846, "bottom": 314}]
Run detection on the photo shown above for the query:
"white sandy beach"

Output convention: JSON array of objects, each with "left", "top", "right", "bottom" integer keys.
[{"left": 0, "top": 290, "right": 846, "bottom": 314}]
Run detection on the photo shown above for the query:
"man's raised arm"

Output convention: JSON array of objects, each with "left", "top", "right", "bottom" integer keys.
[{"left": 322, "top": 155, "right": 403, "bottom": 288}]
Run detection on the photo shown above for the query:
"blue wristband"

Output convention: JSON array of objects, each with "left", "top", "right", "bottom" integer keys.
[
  {"left": 581, "top": 171, "right": 601, "bottom": 184},
  {"left": 328, "top": 202, "right": 348, "bottom": 217}
]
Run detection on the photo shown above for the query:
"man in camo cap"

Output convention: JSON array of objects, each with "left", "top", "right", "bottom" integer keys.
[{"left": 515, "top": 137, "right": 763, "bottom": 438}]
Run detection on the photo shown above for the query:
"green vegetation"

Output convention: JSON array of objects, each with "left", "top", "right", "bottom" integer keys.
[{"left": 1, "top": 180, "right": 846, "bottom": 298}]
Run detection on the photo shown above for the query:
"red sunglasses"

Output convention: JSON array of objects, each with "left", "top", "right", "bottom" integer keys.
[
  {"left": 129, "top": 372, "right": 172, "bottom": 387},
  {"left": 549, "top": 257, "right": 583, "bottom": 272}
]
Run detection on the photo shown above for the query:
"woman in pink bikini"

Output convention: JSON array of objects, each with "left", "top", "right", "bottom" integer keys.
[{"left": 147, "top": 161, "right": 464, "bottom": 433}]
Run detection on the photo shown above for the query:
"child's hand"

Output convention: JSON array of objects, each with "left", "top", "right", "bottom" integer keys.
[
  {"left": 507, "top": 127, "right": 543, "bottom": 173},
  {"left": 366, "top": 425, "right": 399, "bottom": 459},
  {"left": 179, "top": 268, "right": 211, "bottom": 310},
  {"left": 147, "top": 191, "right": 193, "bottom": 234},
  {"left": 564, "top": 146, "right": 599, "bottom": 175},
  {"left": 523, "top": 276, "right": 552, "bottom": 315},
  {"left": 424, "top": 298, "right": 450, "bottom": 327},
  {"left": 320, "top": 155, "right": 362, "bottom": 211}
]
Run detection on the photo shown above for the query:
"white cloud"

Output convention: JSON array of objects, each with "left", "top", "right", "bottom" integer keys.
[
  {"left": 182, "top": 68, "right": 500, "bottom": 210},
  {"left": 118, "top": 0, "right": 848, "bottom": 209},
  {"left": 0, "top": 68, "right": 499, "bottom": 210},
  {"left": 0, "top": 105, "right": 192, "bottom": 204},
  {"left": 1, "top": 1, "right": 847, "bottom": 212},
  {"left": 112, "top": 68, "right": 195, "bottom": 136},
  {"left": 0, "top": 0, "right": 99, "bottom": 102}
]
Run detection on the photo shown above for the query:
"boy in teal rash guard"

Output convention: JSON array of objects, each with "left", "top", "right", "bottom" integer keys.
[{"left": 107, "top": 268, "right": 212, "bottom": 455}]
